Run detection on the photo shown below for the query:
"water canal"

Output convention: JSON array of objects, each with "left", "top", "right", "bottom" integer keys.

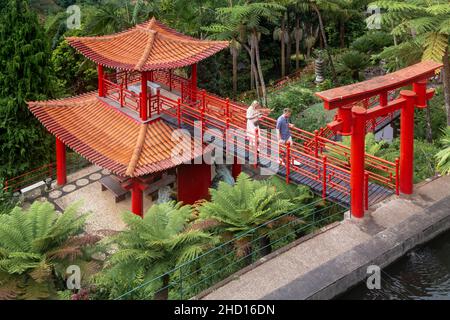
[{"left": 340, "top": 230, "right": 450, "bottom": 300}]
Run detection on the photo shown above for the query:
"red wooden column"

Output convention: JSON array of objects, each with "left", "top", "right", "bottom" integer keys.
[
  {"left": 177, "top": 163, "right": 211, "bottom": 204},
  {"left": 191, "top": 64, "right": 198, "bottom": 102},
  {"left": 56, "top": 137, "right": 67, "bottom": 186},
  {"left": 232, "top": 159, "right": 242, "bottom": 181},
  {"left": 98, "top": 64, "right": 104, "bottom": 97},
  {"left": 131, "top": 181, "right": 144, "bottom": 217},
  {"left": 350, "top": 106, "right": 367, "bottom": 218},
  {"left": 399, "top": 90, "right": 417, "bottom": 194},
  {"left": 140, "top": 71, "right": 148, "bottom": 121}
]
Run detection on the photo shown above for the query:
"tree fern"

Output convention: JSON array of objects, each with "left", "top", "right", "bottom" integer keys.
[
  {"left": 0, "top": 201, "right": 100, "bottom": 300},
  {"left": 95, "top": 201, "right": 217, "bottom": 300}
]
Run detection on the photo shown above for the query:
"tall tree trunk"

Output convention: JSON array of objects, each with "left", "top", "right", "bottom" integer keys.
[
  {"left": 253, "top": 32, "right": 267, "bottom": 106},
  {"left": 443, "top": 47, "right": 450, "bottom": 126},
  {"left": 339, "top": 19, "right": 345, "bottom": 48},
  {"left": 244, "top": 43, "right": 261, "bottom": 101},
  {"left": 154, "top": 274, "right": 170, "bottom": 300},
  {"left": 295, "top": 14, "right": 301, "bottom": 70},
  {"left": 286, "top": 12, "right": 291, "bottom": 75},
  {"left": 281, "top": 14, "right": 286, "bottom": 78},
  {"left": 232, "top": 47, "right": 238, "bottom": 98},
  {"left": 312, "top": 4, "right": 337, "bottom": 85}
]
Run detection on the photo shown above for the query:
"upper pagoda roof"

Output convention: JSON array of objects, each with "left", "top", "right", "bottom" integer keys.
[
  {"left": 66, "top": 17, "right": 229, "bottom": 71},
  {"left": 27, "top": 92, "right": 203, "bottom": 177}
]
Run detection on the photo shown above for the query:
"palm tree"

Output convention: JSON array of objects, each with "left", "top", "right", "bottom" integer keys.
[
  {"left": 96, "top": 201, "right": 217, "bottom": 300},
  {"left": 436, "top": 126, "right": 450, "bottom": 175},
  {"left": 206, "top": 1, "right": 285, "bottom": 105},
  {"left": 0, "top": 201, "right": 101, "bottom": 300},
  {"left": 374, "top": 0, "right": 450, "bottom": 125},
  {"left": 197, "top": 173, "right": 294, "bottom": 259}
]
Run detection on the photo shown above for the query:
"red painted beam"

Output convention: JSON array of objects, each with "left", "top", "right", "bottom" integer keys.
[{"left": 315, "top": 61, "right": 442, "bottom": 110}]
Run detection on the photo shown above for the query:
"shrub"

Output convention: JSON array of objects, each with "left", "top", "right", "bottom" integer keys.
[{"left": 351, "top": 31, "right": 394, "bottom": 54}]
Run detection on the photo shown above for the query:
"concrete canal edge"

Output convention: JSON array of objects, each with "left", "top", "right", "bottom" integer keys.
[{"left": 198, "top": 175, "right": 450, "bottom": 300}]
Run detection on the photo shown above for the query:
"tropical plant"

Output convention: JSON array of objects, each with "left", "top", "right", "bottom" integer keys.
[
  {"left": 95, "top": 201, "right": 217, "bottom": 300},
  {"left": 0, "top": 201, "right": 101, "bottom": 300},
  {"left": 351, "top": 31, "right": 394, "bottom": 54},
  {"left": 0, "top": 0, "right": 55, "bottom": 178},
  {"left": 204, "top": 2, "right": 285, "bottom": 105},
  {"left": 374, "top": 0, "right": 450, "bottom": 125},
  {"left": 338, "top": 50, "right": 370, "bottom": 80},
  {"left": 197, "top": 173, "right": 295, "bottom": 258},
  {"left": 436, "top": 126, "right": 450, "bottom": 175}
]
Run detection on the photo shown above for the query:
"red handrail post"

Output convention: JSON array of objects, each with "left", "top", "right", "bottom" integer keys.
[
  {"left": 399, "top": 90, "right": 416, "bottom": 194},
  {"left": 140, "top": 71, "right": 148, "bottom": 121},
  {"left": 156, "top": 88, "right": 161, "bottom": 114},
  {"left": 322, "top": 155, "right": 327, "bottom": 199},
  {"left": 120, "top": 83, "right": 124, "bottom": 107},
  {"left": 177, "top": 98, "right": 182, "bottom": 128},
  {"left": 395, "top": 158, "right": 400, "bottom": 195},
  {"left": 314, "top": 129, "right": 319, "bottom": 158},
  {"left": 285, "top": 142, "right": 291, "bottom": 184},
  {"left": 191, "top": 63, "right": 197, "bottom": 103},
  {"left": 169, "top": 70, "right": 173, "bottom": 91},
  {"left": 379, "top": 91, "right": 388, "bottom": 106},
  {"left": 97, "top": 64, "right": 104, "bottom": 97}
]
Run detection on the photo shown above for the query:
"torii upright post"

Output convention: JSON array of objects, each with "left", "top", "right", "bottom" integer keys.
[
  {"left": 350, "top": 107, "right": 367, "bottom": 218},
  {"left": 399, "top": 90, "right": 417, "bottom": 195}
]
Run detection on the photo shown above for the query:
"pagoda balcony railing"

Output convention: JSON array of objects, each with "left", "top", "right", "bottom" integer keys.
[{"left": 103, "top": 69, "right": 195, "bottom": 117}]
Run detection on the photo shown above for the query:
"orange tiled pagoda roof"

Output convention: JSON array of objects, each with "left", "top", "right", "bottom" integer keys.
[
  {"left": 66, "top": 17, "right": 229, "bottom": 71},
  {"left": 27, "top": 93, "right": 202, "bottom": 177}
]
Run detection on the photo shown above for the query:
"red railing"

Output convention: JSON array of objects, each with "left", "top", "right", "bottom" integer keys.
[{"left": 3, "top": 163, "right": 56, "bottom": 193}]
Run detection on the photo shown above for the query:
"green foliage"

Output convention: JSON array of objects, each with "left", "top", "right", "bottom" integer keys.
[
  {"left": 51, "top": 40, "right": 98, "bottom": 96},
  {"left": 94, "top": 201, "right": 217, "bottom": 299},
  {"left": 0, "top": 0, "right": 55, "bottom": 178},
  {"left": 197, "top": 173, "right": 294, "bottom": 257},
  {"left": 337, "top": 50, "right": 370, "bottom": 80},
  {"left": 374, "top": 0, "right": 450, "bottom": 67},
  {"left": 267, "top": 82, "right": 319, "bottom": 117},
  {"left": 351, "top": 31, "right": 394, "bottom": 54},
  {"left": 436, "top": 127, "right": 450, "bottom": 175},
  {"left": 414, "top": 89, "right": 447, "bottom": 141},
  {"left": 0, "top": 201, "right": 100, "bottom": 300}
]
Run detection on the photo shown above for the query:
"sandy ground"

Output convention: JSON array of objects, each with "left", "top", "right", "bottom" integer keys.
[{"left": 54, "top": 180, "right": 153, "bottom": 234}]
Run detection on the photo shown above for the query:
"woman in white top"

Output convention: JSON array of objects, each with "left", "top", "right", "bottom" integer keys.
[{"left": 246, "top": 100, "right": 262, "bottom": 147}]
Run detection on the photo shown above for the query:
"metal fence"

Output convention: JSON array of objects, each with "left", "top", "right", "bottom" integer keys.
[{"left": 115, "top": 200, "right": 346, "bottom": 300}]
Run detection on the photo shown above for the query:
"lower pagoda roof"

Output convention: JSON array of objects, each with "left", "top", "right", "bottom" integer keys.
[{"left": 27, "top": 92, "right": 202, "bottom": 177}]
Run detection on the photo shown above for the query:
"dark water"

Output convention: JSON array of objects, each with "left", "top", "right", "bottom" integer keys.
[{"left": 340, "top": 230, "right": 450, "bottom": 300}]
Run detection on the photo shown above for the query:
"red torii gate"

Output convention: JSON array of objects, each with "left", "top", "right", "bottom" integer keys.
[{"left": 316, "top": 61, "right": 443, "bottom": 218}]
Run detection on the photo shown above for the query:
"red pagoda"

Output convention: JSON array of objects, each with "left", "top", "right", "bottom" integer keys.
[{"left": 27, "top": 17, "right": 229, "bottom": 217}]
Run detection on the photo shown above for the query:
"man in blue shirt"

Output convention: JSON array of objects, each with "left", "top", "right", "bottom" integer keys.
[{"left": 276, "top": 108, "right": 293, "bottom": 145}]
